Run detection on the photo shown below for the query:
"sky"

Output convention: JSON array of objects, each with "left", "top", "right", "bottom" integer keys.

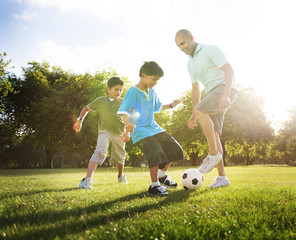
[{"left": 1, "top": 0, "right": 296, "bottom": 129}]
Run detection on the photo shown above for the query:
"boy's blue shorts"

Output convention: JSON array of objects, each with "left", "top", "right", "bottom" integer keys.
[{"left": 136, "top": 131, "right": 184, "bottom": 168}]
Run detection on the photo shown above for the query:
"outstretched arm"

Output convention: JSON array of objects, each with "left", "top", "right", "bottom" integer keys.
[
  {"left": 161, "top": 99, "right": 181, "bottom": 110},
  {"left": 73, "top": 106, "right": 90, "bottom": 133}
]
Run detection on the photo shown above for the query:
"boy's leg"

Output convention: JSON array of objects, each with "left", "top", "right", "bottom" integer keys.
[
  {"left": 78, "top": 161, "right": 98, "bottom": 189},
  {"left": 148, "top": 165, "right": 168, "bottom": 196},
  {"left": 117, "top": 164, "right": 128, "bottom": 183},
  {"left": 78, "top": 130, "right": 110, "bottom": 189},
  {"left": 159, "top": 163, "right": 177, "bottom": 188},
  {"left": 109, "top": 133, "right": 127, "bottom": 183},
  {"left": 86, "top": 161, "right": 99, "bottom": 178},
  {"left": 117, "top": 164, "right": 123, "bottom": 178},
  {"left": 150, "top": 165, "right": 159, "bottom": 182}
]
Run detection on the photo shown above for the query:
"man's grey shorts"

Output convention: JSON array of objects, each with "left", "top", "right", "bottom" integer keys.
[
  {"left": 89, "top": 130, "right": 126, "bottom": 165},
  {"left": 195, "top": 83, "right": 237, "bottom": 135}
]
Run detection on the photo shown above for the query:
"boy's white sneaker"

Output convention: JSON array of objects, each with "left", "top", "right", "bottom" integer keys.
[
  {"left": 78, "top": 178, "right": 95, "bottom": 189},
  {"left": 207, "top": 176, "right": 230, "bottom": 188},
  {"left": 198, "top": 152, "right": 223, "bottom": 174},
  {"left": 118, "top": 175, "right": 128, "bottom": 184}
]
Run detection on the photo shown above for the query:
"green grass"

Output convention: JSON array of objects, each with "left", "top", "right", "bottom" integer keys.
[{"left": 0, "top": 165, "right": 295, "bottom": 240}]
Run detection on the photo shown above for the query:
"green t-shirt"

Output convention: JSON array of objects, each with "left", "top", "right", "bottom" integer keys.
[{"left": 88, "top": 96, "right": 125, "bottom": 134}]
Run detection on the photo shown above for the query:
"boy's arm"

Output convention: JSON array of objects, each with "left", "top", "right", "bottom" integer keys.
[
  {"left": 120, "top": 114, "right": 135, "bottom": 142},
  {"left": 121, "top": 114, "right": 135, "bottom": 133},
  {"left": 73, "top": 106, "right": 90, "bottom": 133},
  {"left": 161, "top": 99, "right": 181, "bottom": 110}
]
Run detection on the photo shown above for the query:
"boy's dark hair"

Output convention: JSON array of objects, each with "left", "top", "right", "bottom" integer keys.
[
  {"left": 107, "top": 77, "right": 125, "bottom": 88},
  {"left": 139, "top": 61, "right": 164, "bottom": 77}
]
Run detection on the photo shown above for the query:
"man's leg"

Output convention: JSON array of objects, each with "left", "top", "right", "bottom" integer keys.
[
  {"left": 196, "top": 110, "right": 222, "bottom": 174},
  {"left": 196, "top": 110, "right": 218, "bottom": 155},
  {"left": 215, "top": 131, "right": 226, "bottom": 176}
]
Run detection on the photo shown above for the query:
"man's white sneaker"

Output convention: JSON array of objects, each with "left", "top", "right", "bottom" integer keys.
[
  {"left": 78, "top": 178, "right": 96, "bottom": 189},
  {"left": 118, "top": 175, "right": 128, "bottom": 184},
  {"left": 207, "top": 176, "right": 230, "bottom": 188},
  {"left": 198, "top": 152, "right": 223, "bottom": 174}
]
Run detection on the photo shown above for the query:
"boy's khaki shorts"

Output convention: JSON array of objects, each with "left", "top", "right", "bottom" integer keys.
[
  {"left": 195, "top": 83, "right": 237, "bottom": 135},
  {"left": 89, "top": 130, "right": 126, "bottom": 165}
]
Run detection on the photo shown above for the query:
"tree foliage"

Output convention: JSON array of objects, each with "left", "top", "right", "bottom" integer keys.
[{"left": 1, "top": 56, "right": 295, "bottom": 168}]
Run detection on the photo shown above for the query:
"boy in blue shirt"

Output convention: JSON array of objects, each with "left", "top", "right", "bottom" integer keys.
[{"left": 118, "top": 61, "right": 184, "bottom": 196}]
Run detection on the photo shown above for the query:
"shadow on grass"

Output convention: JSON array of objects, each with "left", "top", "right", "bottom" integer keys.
[
  {"left": 0, "top": 187, "right": 80, "bottom": 201},
  {"left": 1, "top": 188, "right": 208, "bottom": 240}
]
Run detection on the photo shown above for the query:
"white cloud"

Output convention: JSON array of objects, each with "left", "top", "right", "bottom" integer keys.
[{"left": 12, "top": 9, "right": 40, "bottom": 21}]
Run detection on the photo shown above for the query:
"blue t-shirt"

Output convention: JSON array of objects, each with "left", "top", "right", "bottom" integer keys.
[{"left": 117, "top": 86, "right": 164, "bottom": 143}]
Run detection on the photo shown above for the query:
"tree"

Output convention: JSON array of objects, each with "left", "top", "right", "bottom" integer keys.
[
  {"left": 1, "top": 60, "right": 131, "bottom": 168},
  {"left": 223, "top": 87, "right": 274, "bottom": 164},
  {"left": 276, "top": 107, "right": 296, "bottom": 165},
  {"left": 168, "top": 90, "right": 208, "bottom": 165},
  {"left": 0, "top": 52, "right": 14, "bottom": 111}
]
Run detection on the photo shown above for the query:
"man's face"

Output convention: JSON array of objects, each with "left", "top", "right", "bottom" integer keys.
[
  {"left": 107, "top": 84, "right": 124, "bottom": 99},
  {"left": 175, "top": 33, "right": 196, "bottom": 56},
  {"left": 143, "top": 74, "right": 160, "bottom": 89}
]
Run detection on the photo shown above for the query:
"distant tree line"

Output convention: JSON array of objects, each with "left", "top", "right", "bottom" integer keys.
[{"left": 0, "top": 52, "right": 295, "bottom": 168}]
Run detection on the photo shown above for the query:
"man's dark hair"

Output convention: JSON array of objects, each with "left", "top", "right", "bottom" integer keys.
[
  {"left": 139, "top": 61, "right": 164, "bottom": 77},
  {"left": 107, "top": 77, "right": 125, "bottom": 88}
]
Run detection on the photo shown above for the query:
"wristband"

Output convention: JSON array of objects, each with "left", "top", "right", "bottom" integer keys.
[{"left": 77, "top": 117, "right": 82, "bottom": 121}]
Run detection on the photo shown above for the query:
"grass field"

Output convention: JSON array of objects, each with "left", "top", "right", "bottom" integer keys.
[{"left": 0, "top": 165, "right": 295, "bottom": 240}]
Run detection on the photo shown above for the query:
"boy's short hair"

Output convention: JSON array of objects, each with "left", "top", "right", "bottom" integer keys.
[
  {"left": 139, "top": 61, "right": 164, "bottom": 77},
  {"left": 108, "top": 77, "right": 125, "bottom": 88}
]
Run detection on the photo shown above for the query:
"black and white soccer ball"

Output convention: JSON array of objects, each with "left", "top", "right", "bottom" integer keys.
[{"left": 181, "top": 168, "right": 203, "bottom": 190}]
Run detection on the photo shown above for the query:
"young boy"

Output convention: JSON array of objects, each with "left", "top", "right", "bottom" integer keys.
[
  {"left": 117, "top": 61, "right": 184, "bottom": 196},
  {"left": 73, "top": 77, "right": 128, "bottom": 189}
]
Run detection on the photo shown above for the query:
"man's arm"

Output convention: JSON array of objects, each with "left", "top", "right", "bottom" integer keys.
[
  {"left": 192, "top": 82, "right": 201, "bottom": 111},
  {"left": 220, "top": 63, "right": 234, "bottom": 109},
  {"left": 187, "top": 82, "right": 201, "bottom": 129},
  {"left": 73, "top": 106, "right": 90, "bottom": 133}
]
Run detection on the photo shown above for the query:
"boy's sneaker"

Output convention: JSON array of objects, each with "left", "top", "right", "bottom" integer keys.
[
  {"left": 148, "top": 185, "right": 169, "bottom": 196},
  {"left": 198, "top": 152, "right": 223, "bottom": 174},
  {"left": 207, "top": 176, "right": 230, "bottom": 188},
  {"left": 118, "top": 175, "right": 128, "bottom": 184},
  {"left": 78, "top": 178, "right": 95, "bottom": 189},
  {"left": 159, "top": 175, "right": 177, "bottom": 188}
]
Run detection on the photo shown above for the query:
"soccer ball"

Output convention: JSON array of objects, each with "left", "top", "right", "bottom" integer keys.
[{"left": 181, "top": 168, "right": 203, "bottom": 190}]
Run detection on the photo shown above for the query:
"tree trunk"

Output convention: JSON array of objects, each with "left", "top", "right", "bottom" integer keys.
[
  {"left": 221, "top": 138, "right": 227, "bottom": 166},
  {"left": 45, "top": 147, "right": 54, "bottom": 169}
]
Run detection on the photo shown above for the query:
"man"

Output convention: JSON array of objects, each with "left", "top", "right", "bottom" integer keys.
[{"left": 175, "top": 29, "right": 237, "bottom": 188}]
